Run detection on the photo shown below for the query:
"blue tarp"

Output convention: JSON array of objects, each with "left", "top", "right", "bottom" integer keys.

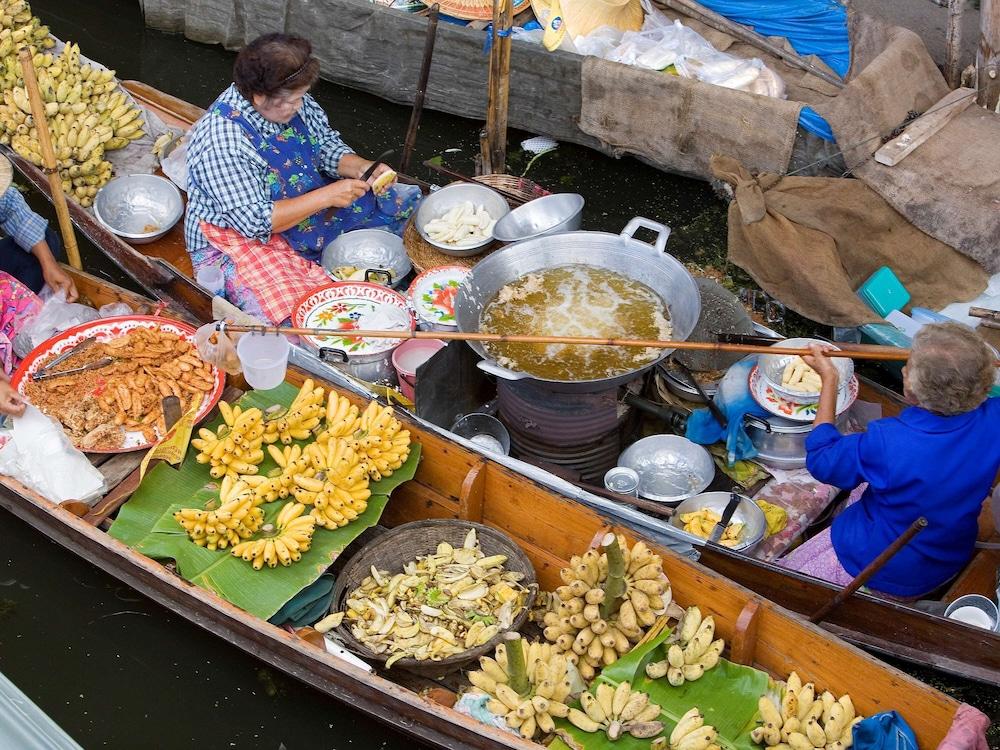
[{"left": 698, "top": 0, "right": 849, "bottom": 141}]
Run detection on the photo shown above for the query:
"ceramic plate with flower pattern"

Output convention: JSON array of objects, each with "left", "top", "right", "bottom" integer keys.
[
  {"left": 749, "top": 364, "right": 858, "bottom": 422},
  {"left": 408, "top": 265, "right": 469, "bottom": 328}
]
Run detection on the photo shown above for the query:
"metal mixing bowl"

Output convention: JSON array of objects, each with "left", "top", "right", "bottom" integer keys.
[
  {"left": 758, "top": 337, "right": 854, "bottom": 404},
  {"left": 491, "top": 193, "right": 584, "bottom": 243},
  {"left": 94, "top": 174, "right": 183, "bottom": 244},
  {"left": 617, "top": 435, "right": 714, "bottom": 504},
  {"left": 321, "top": 228, "right": 411, "bottom": 288},
  {"left": 415, "top": 183, "right": 510, "bottom": 256},
  {"left": 669, "top": 491, "right": 768, "bottom": 553}
]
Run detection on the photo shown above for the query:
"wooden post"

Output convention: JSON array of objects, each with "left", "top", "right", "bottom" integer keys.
[
  {"left": 482, "top": 0, "right": 512, "bottom": 174},
  {"left": 17, "top": 48, "right": 82, "bottom": 270},
  {"left": 979, "top": 0, "right": 1000, "bottom": 108},
  {"left": 400, "top": 4, "right": 440, "bottom": 175},
  {"left": 946, "top": 0, "right": 966, "bottom": 88}
]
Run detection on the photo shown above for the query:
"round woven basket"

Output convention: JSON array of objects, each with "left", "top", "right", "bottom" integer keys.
[
  {"left": 405, "top": 174, "right": 551, "bottom": 273},
  {"left": 331, "top": 519, "right": 537, "bottom": 677}
]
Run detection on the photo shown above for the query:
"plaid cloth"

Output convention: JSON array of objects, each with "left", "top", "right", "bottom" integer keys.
[
  {"left": 200, "top": 222, "right": 330, "bottom": 325},
  {"left": 184, "top": 84, "right": 355, "bottom": 254},
  {"left": 0, "top": 187, "right": 47, "bottom": 251}
]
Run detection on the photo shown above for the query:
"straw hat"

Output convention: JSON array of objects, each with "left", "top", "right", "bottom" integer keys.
[
  {"left": 531, "top": 0, "right": 643, "bottom": 50},
  {"left": 0, "top": 155, "right": 12, "bottom": 194},
  {"left": 431, "top": 0, "right": 532, "bottom": 22}
]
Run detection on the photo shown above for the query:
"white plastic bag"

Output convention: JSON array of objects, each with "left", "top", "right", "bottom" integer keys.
[
  {"left": 161, "top": 137, "right": 189, "bottom": 193},
  {"left": 0, "top": 405, "right": 106, "bottom": 504},
  {"left": 13, "top": 289, "right": 100, "bottom": 359},
  {"left": 98, "top": 302, "right": 134, "bottom": 318},
  {"left": 195, "top": 321, "right": 243, "bottom": 376}
]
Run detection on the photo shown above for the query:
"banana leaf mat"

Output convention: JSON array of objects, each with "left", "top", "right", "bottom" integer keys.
[{"left": 109, "top": 382, "right": 421, "bottom": 620}]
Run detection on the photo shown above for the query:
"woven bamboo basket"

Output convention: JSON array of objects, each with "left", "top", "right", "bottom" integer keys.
[{"left": 331, "top": 519, "right": 538, "bottom": 677}]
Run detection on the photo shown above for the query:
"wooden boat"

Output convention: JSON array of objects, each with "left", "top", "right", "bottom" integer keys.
[
  {"left": 0, "top": 266, "right": 968, "bottom": 748},
  {"left": 9, "top": 81, "right": 1000, "bottom": 692}
]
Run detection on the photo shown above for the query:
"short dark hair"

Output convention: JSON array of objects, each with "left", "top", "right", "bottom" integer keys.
[{"left": 233, "top": 33, "right": 321, "bottom": 100}]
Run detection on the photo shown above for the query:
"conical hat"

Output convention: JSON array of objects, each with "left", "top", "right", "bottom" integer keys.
[
  {"left": 433, "top": 0, "right": 533, "bottom": 22},
  {"left": 531, "top": 0, "right": 643, "bottom": 42}
]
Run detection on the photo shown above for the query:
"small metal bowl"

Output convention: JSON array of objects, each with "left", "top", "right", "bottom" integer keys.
[
  {"left": 669, "top": 491, "right": 768, "bottom": 553},
  {"left": 451, "top": 413, "right": 511, "bottom": 455},
  {"left": 491, "top": 193, "right": 584, "bottom": 243},
  {"left": 617, "top": 435, "right": 714, "bottom": 504},
  {"left": 94, "top": 174, "right": 183, "bottom": 244},
  {"left": 415, "top": 183, "right": 510, "bottom": 256},
  {"left": 758, "top": 337, "right": 854, "bottom": 404},
  {"left": 321, "top": 228, "right": 411, "bottom": 288}
]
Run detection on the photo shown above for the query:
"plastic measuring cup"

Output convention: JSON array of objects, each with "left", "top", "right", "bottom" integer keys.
[
  {"left": 237, "top": 333, "right": 290, "bottom": 390},
  {"left": 195, "top": 264, "right": 225, "bottom": 296}
]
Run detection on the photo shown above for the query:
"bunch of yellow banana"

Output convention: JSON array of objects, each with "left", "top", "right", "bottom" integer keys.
[
  {"left": 567, "top": 681, "right": 664, "bottom": 741},
  {"left": 263, "top": 379, "right": 325, "bottom": 444},
  {"left": 230, "top": 501, "right": 316, "bottom": 570},
  {"left": 238, "top": 443, "right": 312, "bottom": 505},
  {"left": 649, "top": 707, "right": 720, "bottom": 750},
  {"left": 316, "top": 391, "right": 361, "bottom": 443},
  {"left": 192, "top": 401, "right": 265, "bottom": 480},
  {"left": 300, "top": 438, "right": 371, "bottom": 529},
  {"left": 751, "top": 672, "right": 861, "bottom": 750},
  {"left": 173, "top": 476, "right": 263, "bottom": 551},
  {"left": 541, "top": 536, "right": 671, "bottom": 681},
  {"left": 646, "top": 606, "right": 725, "bottom": 686},
  {"left": 467, "top": 638, "right": 576, "bottom": 740},
  {"left": 347, "top": 401, "right": 411, "bottom": 480}
]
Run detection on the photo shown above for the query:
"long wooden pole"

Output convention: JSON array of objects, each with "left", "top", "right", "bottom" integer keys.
[
  {"left": 219, "top": 323, "right": 1000, "bottom": 365},
  {"left": 482, "top": 0, "right": 512, "bottom": 173},
  {"left": 400, "top": 4, "right": 440, "bottom": 175},
  {"left": 978, "top": 0, "right": 1000, "bottom": 108},
  {"left": 945, "top": 0, "right": 966, "bottom": 88},
  {"left": 18, "top": 48, "right": 82, "bottom": 270}
]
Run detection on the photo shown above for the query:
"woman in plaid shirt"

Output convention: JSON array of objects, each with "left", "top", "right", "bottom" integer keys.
[{"left": 185, "top": 33, "right": 419, "bottom": 323}]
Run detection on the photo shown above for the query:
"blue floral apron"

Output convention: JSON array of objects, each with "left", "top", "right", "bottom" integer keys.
[{"left": 212, "top": 101, "right": 417, "bottom": 262}]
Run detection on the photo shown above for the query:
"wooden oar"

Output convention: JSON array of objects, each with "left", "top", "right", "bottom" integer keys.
[
  {"left": 219, "top": 322, "right": 1000, "bottom": 365},
  {"left": 18, "top": 48, "right": 82, "bottom": 270}
]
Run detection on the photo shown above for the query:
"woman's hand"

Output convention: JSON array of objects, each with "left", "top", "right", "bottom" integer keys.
[
  {"left": 802, "top": 343, "right": 839, "bottom": 385},
  {"left": 41, "top": 260, "right": 78, "bottom": 302},
  {"left": 0, "top": 378, "right": 26, "bottom": 418},
  {"left": 323, "top": 179, "right": 370, "bottom": 208}
]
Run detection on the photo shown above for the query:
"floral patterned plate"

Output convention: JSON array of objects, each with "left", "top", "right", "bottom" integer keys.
[
  {"left": 749, "top": 364, "right": 858, "bottom": 422},
  {"left": 407, "top": 265, "right": 469, "bottom": 329},
  {"left": 292, "top": 282, "right": 415, "bottom": 356}
]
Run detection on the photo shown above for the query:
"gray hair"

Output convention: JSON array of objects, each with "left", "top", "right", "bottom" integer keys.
[{"left": 907, "top": 322, "right": 995, "bottom": 416}]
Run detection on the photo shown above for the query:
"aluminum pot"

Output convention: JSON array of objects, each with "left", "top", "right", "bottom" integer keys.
[
  {"left": 318, "top": 346, "right": 398, "bottom": 384},
  {"left": 454, "top": 217, "right": 701, "bottom": 393},
  {"left": 744, "top": 411, "right": 848, "bottom": 470}
]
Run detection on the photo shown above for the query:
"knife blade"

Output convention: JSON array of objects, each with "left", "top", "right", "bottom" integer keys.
[
  {"left": 708, "top": 492, "right": 741, "bottom": 545},
  {"left": 361, "top": 149, "right": 395, "bottom": 182},
  {"left": 162, "top": 395, "right": 182, "bottom": 431},
  {"left": 32, "top": 337, "right": 98, "bottom": 380},
  {"left": 30, "top": 357, "right": 114, "bottom": 382}
]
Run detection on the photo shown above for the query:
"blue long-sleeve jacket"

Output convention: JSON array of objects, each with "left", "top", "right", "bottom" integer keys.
[{"left": 805, "top": 398, "right": 1000, "bottom": 597}]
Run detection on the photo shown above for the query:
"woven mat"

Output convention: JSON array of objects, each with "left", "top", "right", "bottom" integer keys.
[{"left": 404, "top": 218, "right": 501, "bottom": 273}]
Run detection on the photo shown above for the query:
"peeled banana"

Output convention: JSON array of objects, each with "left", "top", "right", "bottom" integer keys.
[
  {"left": 645, "top": 606, "right": 725, "bottom": 685},
  {"left": 750, "top": 672, "right": 862, "bottom": 750},
  {"left": 567, "top": 680, "right": 664, "bottom": 741},
  {"left": 191, "top": 401, "right": 266, "bottom": 480}
]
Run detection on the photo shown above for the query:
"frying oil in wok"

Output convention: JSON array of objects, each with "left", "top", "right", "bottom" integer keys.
[{"left": 480, "top": 265, "right": 672, "bottom": 381}]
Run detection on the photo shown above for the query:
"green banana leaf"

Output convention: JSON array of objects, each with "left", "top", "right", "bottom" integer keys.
[
  {"left": 552, "top": 627, "right": 769, "bottom": 750},
  {"left": 108, "top": 383, "right": 421, "bottom": 620}
]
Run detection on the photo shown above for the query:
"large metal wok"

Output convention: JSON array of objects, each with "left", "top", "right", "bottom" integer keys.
[{"left": 454, "top": 217, "right": 701, "bottom": 393}]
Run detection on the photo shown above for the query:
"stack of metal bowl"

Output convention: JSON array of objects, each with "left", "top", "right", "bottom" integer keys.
[
  {"left": 491, "top": 193, "right": 584, "bottom": 243},
  {"left": 94, "top": 174, "right": 183, "bottom": 244}
]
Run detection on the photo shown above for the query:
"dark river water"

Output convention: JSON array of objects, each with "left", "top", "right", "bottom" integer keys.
[{"left": 0, "top": 0, "right": 997, "bottom": 747}]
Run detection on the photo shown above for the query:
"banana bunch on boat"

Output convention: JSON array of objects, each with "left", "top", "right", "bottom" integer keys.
[
  {"left": 173, "top": 475, "right": 263, "bottom": 551},
  {"left": 230, "top": 500, "right": 316, "bottom": 569},
  {"left": 299, "top": 439, "right": 372, "bottom": 529},
  {"left": 651, "top": 707, "right": 720, "bottom": 750},
  {"left": 0, "top": 1, "right": 147, "bottom": 206},
  {"left": 467, "top": 636, "right": 577, "bottom": 740},
  {"left": 192, "top": 401, "right": 266, "bottom": 480},
  {"left": 318, "top": 393, "right": 412, "bottom": 481},
  {"left": 645, "top": 606, "right": 725, "bottom": 686},
  {"left": 751, "top": 672, "right": 862, "bottom": 750},
  {"left": 567, "top": 681, "right": 665, "bottom": 741},
  {"left": 262, "top": 380, "right": 324, "bottom": 444},
  {"left": 540, "top": 534, "right": 671, "bottom": 680}
]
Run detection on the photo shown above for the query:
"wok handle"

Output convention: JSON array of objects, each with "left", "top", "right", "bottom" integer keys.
[
  {"left": 476, "top": 360, "right": 529, "bottom": 381},
  {"left": 620, "top": 216, "right": 672, "bottom": 255}
]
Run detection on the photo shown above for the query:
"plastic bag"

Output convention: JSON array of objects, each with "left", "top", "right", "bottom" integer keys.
[
  {"left": 13, "top": 289, "right": 100, "bottom": 359},
  {"left": 195, "top": 321, "right": 243, "bottom": 376},
  {"left": 161, "top": 136, "right": 189, "bottom": 193},
  {"left": 98, "top": 302, "right": 133, "bottom": 318},
  {"left": 0, "top": 405, "right": 106, "bottom": 504}
]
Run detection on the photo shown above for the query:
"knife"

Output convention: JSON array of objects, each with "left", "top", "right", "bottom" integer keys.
[
  {"left": 162, "top": 395, "right": 182, "bottom": 431},
  {"left": 32, "top": 337, "right": 98, "bottom": 380},
  {"left": 361, "top": 149, "right": 395, "bottom": 182},
  {"left": 30, "top": 357, "right": 114, "bottom": 382},
  {"left": 708, "top": 492, "right": 741, "bottom": 545}
]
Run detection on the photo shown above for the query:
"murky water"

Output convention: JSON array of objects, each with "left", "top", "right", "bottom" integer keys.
[{"left": 1, "top": 0, "right": 997, "bottom": 746}]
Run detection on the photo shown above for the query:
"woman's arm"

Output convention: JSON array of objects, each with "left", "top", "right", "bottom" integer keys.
[
  {"left": 271, "top": 180, "right": 371, "bottom": 232},
  {"left": 803, "top": 343, "right": 840, "bottom": 427}
]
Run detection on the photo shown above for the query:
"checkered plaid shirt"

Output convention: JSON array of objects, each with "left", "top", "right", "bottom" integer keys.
[
  {"left": 0, "top": 187, "right": 47, "bottom": 251},
  {"left": 184, "top": 84, "right": 354, "bottom": 252}
]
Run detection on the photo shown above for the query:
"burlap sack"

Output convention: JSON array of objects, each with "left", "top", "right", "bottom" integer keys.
[{"left": 710, "top": 155, "right": 988, "bottom": 327}]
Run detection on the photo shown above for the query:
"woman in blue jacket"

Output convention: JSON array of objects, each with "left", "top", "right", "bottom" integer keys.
[{"left": 780, "top": 323, "right": 1000, "bottom": 599}]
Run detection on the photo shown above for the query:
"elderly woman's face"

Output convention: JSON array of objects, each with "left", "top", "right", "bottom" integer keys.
[{"left": 252, "top": 85, "right": 310, "bottom": 124}]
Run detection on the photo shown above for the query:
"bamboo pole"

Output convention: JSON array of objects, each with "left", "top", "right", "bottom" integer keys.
[
  {"left": 946, "top": 0, "right": 966, "bottom": 88},
  {"left": 17, "top": 48, "right": 82, "bottom": 270},
  {"left": 482, "top": 0, "right": 512, "bottom": 173},
  {"left": 400, "top": 4, "right": 440, "bottom": 175},
  {"left": 978, "top": 0, "right": 1000, "bottom": 108},
  {"left": 219, "top": 323, "right": 1000, "bottom": 366}
]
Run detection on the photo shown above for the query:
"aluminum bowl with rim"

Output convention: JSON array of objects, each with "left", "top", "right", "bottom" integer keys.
[
  {"left": 617, "top": 434, "right": 715, "bottom": 504},
  {"left": 94, "top": 174, "right": 183, "bottom": 245},
  {"left": 669, "top": 491, "right": 768, "bottom": 553},
  {"left": 415, "top": 183, "right": 509, "bottom": 256},
  {"left": 491, "top": 193, "right": 584, "bottom": 243},
  {"left": 758, "top": 337, "right": 854, "bottom": 404}
]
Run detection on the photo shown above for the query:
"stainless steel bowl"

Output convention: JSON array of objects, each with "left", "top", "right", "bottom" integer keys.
[
  {"left": 415, "top": 183, "right": 510, "bottom": 256},
  {"left": 321, "top": 229, "right": 411, "bottom": 288},
  {"left": 491, "top": 193, "right": 584, "bottom": 243},
  {"left": 758, "top": 337, "right": 854, "bottom": 404},
  {"left": 94, "top": 174, "right": 183, "bottom": 244},
  {"left": 617, "top": 435, "right": 715, "bottom": 504},
  {"left": 669, "top": 491, "right": 768, "bottom": 553}
]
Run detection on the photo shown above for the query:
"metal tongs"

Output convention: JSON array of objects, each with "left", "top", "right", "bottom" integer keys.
[
  {"left": 31, "top": 357, "right": 114, "bottom": 382},
  {"left": 31, "top": 337, "right": 100, "bottom": 381}
]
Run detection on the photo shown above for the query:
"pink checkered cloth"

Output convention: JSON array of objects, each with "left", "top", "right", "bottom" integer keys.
[{"left": 200, "top": 222, "right": 330, "bottom": 324}]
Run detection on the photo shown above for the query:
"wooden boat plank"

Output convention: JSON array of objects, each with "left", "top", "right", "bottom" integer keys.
[
  {"left": 97, "top": 453, "right": 146, "bottom": 489},
  {"left": 945, "top": 548, "right": 1000, "bottom": 602}
]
